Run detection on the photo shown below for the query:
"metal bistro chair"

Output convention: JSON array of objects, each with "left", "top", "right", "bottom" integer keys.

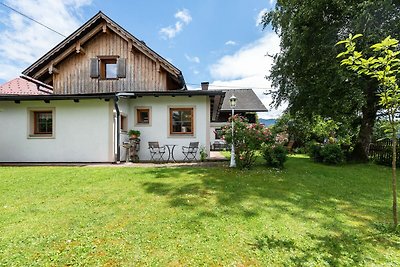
[
  {"left": 182, "top": 142, "right": 199, "bottom": 161},
  {"left": 148, "top": 142, "right": 166, "bottom": 162}
]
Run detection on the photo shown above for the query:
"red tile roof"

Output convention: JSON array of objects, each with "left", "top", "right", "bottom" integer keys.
[{"left": 0, "top": 77, "right": 52, "bottom": 95}]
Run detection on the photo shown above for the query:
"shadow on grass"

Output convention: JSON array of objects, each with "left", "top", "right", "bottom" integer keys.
[
  {"left": 250, "top": 232, "right": 365, "bottom": 266},
  {"left": 141, "top": 157, "right": 391, "bottom": 219},
  {"left": 140, "top": 156, "right": 398, "bottom": 262}
]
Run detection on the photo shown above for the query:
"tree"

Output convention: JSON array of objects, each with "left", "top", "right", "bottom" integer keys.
[
  {"left": 337, "top": 34, "right": 400, "bottom": 227},
  {"left": 263, "top": 0, "right": 400, "bottom": 161}
]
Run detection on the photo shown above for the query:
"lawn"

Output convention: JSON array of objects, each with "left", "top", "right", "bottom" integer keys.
[{"left": 0, "top": 156, "right": 399, "bottom": 266}]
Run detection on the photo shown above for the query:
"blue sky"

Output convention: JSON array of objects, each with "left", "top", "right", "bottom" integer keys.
[{"left": 0, "top": 0, "right": 284, "bottom": 118}]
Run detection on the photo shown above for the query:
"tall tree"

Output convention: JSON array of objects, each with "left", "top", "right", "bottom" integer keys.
[{"left": 263, "top": 0, "right": 400, "bottom": 161}]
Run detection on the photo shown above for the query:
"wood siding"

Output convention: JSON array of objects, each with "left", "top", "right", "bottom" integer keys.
[{"left": 53, "top": 31, "right": 170, "bottom": 94}]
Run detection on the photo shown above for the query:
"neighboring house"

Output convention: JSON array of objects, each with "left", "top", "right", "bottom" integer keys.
[
  {"left": 209, "top": 88, "right": 267, "bottom": 150},
  {"left": 0, "top": 11, "right": 266, "bottom": 163}
]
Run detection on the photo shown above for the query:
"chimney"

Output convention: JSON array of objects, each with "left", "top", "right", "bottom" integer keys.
[{"left": 201, "top": 82, "right": 209, "bottom": 90}]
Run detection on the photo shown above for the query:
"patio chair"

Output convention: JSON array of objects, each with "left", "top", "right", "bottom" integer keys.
[
  {"left": 182, "top": 142, "right": 199, "bottom": 161},
  {"left": 148, "top": 142, "right": 166, "bottom": 162}
]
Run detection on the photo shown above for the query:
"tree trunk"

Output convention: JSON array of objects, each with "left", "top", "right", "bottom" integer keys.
[
  {"left": 351, "top": 82, "right": 379, "bottom": 162},
  {"left": 392, "top": 130, "right": 398, "bottom": 227}
]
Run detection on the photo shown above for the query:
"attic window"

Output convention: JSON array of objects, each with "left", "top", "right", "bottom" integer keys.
[
  {"left": 90, "top": 57, "right": 126, "bottom": 79},
  {"left": 100, "top": 58, "right": 117, "bottom": 79}
]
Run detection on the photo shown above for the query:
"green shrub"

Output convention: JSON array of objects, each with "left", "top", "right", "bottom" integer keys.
[
  {"left": 263, "top": 144, "right": 288, "bottom": 168},
  {"left": 307, "top": 142, "right": 344, "bottom": 164},
  {"left": 307, "top": 141, "right": 323, "bottom": 162},
  {"left": 293, "top": 147, "right": 307, "bottom": 154},
  {"left": 320, "top": 143, "right": 344, "bottom": 164}
]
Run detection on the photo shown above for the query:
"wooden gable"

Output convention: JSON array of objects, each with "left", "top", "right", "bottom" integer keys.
[{"left": 22, "top": 12, "right": 185, "bottom": 94}]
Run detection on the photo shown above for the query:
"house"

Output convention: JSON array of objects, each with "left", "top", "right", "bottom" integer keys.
[
  {"left": 0, "top": 11, "right": 227, "bottom": 163},
  {"left": 0, "top": 11, "right": 266, "bottom": 163},
  {"left": 209, "top": 88, "right": 267, "bottom": 150}
]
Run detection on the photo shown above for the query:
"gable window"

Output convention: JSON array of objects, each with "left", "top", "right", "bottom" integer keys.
[
  {"left": 28, "top": 108, "right": 55, "bottom": 138},
  {"left": 90, "top": 57, "right": 126, "bottom": 79},
  {"left": 136, "top": 108, "right": 150, "bottom": 124},
  {"left": 169, "top": 108, "right": 194, "bottom": 135},
  {"left": 101, "top": 58, "right": 117, "bottom": 79}
]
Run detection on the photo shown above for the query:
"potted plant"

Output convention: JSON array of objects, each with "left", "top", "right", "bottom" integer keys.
[{"left": 128, "top": 129, "right": 141, "bottom": 139}]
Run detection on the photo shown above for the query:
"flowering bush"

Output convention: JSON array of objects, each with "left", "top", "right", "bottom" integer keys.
[
  {"left": 275, "top": 132, "right": 289, "bottom": 144},
  {"left": 221, "top": 115, "right": 272, "bottom": 169}
]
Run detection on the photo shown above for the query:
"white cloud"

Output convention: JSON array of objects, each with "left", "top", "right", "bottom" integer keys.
[
  {"left": 209, "top": 32, "right": 286, "bottom": 119},
  {"left": 225, "top": 40, "right": 237, "bottom": 46},
  {"left": 0, "top": 0, "right": 92, "bottom": 82},
  {"left": 185, "top": 54, "right": 200, "bottom": 63},
  {"left": 210, "top": 32, "right": 279, "bottom": 80},
  {"left": 160, "top": 22, "right": 183, "bottom": 39},
  {"left": 256, "top": 8, "right": 268, "bottom": 26},
  {"left": 175, "top": 9, "right": 192, "bottom": 24},
  {"left": 160, "top": 8, "right": 192, "bottom": 40}
]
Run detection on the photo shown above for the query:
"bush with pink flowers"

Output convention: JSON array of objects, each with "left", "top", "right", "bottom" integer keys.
[{"left": 221, "top": 115, "right": 273, "bottom": 169}]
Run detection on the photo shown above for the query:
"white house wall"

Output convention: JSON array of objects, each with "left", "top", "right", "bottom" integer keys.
[
  {"left": 0, "top": 99, "right": 113, "bottom": 162},
  {"left": 122, "top": 95, "right": 210, "bottom": 161}
]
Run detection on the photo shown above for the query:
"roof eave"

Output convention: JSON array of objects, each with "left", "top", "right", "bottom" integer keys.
[{"left": 0, "top": 90, "right": 225, "bottom": 101}]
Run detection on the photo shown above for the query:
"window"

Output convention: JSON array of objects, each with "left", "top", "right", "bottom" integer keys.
[
  {"left": 137, "top": 108, "right": 150, "bottom": 124},
  {"left": 120, "top": 114, "right": 128, "bottom": 132},
  {"left": 28, "top": 108, "right": 55, "bottom": 138},
  {"left": 170, "top": 108, "right": 194, "bottom": 135},
  {"left": 90, "top": 57, "right": 126, "bottom": 80},
  {"left": 214, "top": 128, "right": 223, "bottom": 139},
  {"left": 34, "top": 111, "right": 52, "bottom": 134},
  {"left": 100, "top": 58, "right": 117, "bottom": 79}
]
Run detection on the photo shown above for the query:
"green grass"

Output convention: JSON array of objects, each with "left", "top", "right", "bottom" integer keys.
[{"left": 1, "top": 157, "right": 399, "bottom": 266}]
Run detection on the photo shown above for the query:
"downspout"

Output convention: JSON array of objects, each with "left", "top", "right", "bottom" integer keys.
[
  {"left": 113, "top": 95, "right": 121, "bottom": 163},
  {"left": 114, "top": 92, "right": 135, "bottom": 163}
]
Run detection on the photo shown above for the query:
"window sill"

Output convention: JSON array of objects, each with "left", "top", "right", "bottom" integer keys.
[
  {"left": 28, "top": 134, "right": 55, "bottom": 139},
  {"left": 135, "top": 123, "right": 151, "bottom": 127},
  {"left": 169, "top": 132, "right": 195, "bottom": 138}
]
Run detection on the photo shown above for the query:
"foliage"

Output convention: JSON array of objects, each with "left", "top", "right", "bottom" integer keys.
[
  {"left": 308, "top": 142, "right": 344, "bottom": 165},
  {"left": 128, "top": 129, "right": 141, "bottom": 137},
  {"left": 320, "top": 143, "right": 345, "bottom": 164},
  {"left": 199, "top": 146, "right": 208, "bottom": 162},
  {"left": 307, "top": 141, "right": 324, "bottom": 162},
  {"left": 221, "top": 115, "right": 272, "bottom": 169},
  {"left": 262, "top": 143, "right": 288, "bottom": 168},
  {"left": 372, "top": 120, "right": 391, "bottom": 141},
  {"left": 273, "top": 112, "right": 354, "bottom": 149},
  {"left": 263, "top": 0, "right": 400, "bottom": 161},
  {"left": 337, "top": 34, "right": 400, "bottom": 226},
  {"left": 1, "top": 160, "right": 400, "bottom": 265}
]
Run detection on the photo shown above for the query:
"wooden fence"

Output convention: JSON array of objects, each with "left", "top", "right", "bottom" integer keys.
[{"left": 369, "top": 139, "right": 400, "bottom": 166}]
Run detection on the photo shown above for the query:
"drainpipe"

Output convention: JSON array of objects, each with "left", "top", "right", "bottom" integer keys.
[
  {"left": 113, "top": 96, "right": 121, "bottom": 163},
  {"left": 114, "top": 92, "right": 136, "bottom": 163}
]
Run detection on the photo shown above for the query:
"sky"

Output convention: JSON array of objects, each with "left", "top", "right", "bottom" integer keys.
[{"left": 0, "top": 0, "right": 285, "bottom": 118}]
